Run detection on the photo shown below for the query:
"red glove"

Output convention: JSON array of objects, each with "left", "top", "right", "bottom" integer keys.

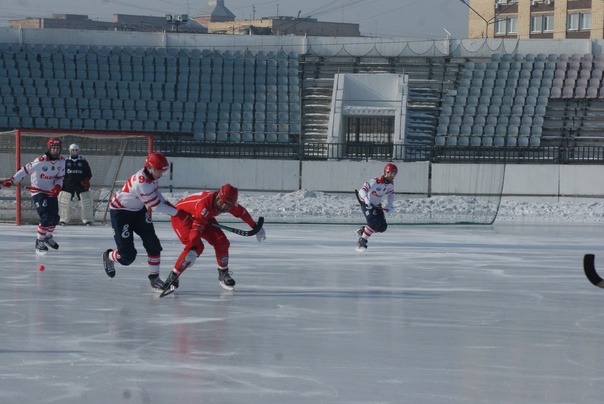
[
  {"left": 80, "top": 178, "right": 90, "bottom": 191},
  {"left": 1, "top": 177, "right": 14, "bottom": 188},
  {"left": 50, "top": 185, "right": 61, "bottom": 197},
  {"left": 175, "top": 209, "right": 191, "bottom": 221}
]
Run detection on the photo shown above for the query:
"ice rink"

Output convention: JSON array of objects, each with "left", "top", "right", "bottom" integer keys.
[{"left": 1, "top": 221, "right": 604, "bottom": 404}]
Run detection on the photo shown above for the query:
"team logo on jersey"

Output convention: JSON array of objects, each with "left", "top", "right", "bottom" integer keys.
[
  {"left": 42, "top": 166, "right": 48, "bottom": 172},
  {"left": 220, "top": 257, "right": 229, "bottom": 266},
  {"left": 145, "top": 212, "right": 152, "bottom": 224}
]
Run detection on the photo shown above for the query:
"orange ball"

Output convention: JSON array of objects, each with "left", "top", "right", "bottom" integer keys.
[{"left": 38, "top": 265, "right": 45, "bottom": 272}]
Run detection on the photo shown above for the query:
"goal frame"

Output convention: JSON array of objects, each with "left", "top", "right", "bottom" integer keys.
[{"left": 5, "top": 129, "right": 153, "bottom": 225}]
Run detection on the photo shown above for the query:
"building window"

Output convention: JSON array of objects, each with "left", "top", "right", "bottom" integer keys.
[
  {"left": 531, "top": 16, "right": 542, "bottom": 33},
  {"left": 531, "top": 14, "right": 554, "bottom": 33},
  {"left": 508, "top": 17, "right": 518, "bottom": 34},
  {"left": 544, "top": 15, "right": 554, "bottom": 32},
  {"left": 568, "top": 13, "right": 591, "bottom": 32},
  {"left": 495, "top": 18, "right": 507, "bottom": 35},
  {"left": 495, "top": 17, "right": 518, "bottom": 35},
  {"left": 580, "top": 13, "right": 591, "bottom": 30},
  {"left": 568, "top": 14, "right": 579, "bottom": 31}
]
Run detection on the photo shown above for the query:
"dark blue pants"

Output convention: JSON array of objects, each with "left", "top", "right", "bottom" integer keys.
[
  {"left": 32, "top": 193, "right": 60, "bottom": 227},
  {"left": 361, "top": 204, "right": 388, "bottom": 233},
  {"left": 110, "top": 207, "right": 162, "bottom": 266}
]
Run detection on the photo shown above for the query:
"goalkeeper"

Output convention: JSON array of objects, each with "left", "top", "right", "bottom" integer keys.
[{"left": 59, "top": 143, "right": 94, "bottom": 225}]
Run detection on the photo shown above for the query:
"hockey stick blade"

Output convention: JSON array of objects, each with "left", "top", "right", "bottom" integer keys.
[
  {"left": 583, "top": 254, "right": 604, "bottom": 288},
  {"left": 159, "top": 272, "right": 182, "bottom": 298},
  {"left": 211, "top": 216, "right": 264, "bottom": 236},
  {"left": 159, "top": 285, "right": 176, "bottom": 298}
]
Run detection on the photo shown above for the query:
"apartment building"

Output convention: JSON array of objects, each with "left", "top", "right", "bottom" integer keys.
[{"left": 467, "top": 0, "right": 604, "bottom": 39}]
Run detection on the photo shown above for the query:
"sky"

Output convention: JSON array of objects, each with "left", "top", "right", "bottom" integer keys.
[{"left": 0, "top": 0, "right": 469, "bottom": 39}]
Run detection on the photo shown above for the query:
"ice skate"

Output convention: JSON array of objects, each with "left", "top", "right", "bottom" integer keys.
[
  {"left": 218, "top": 268, "right": 235, "bottom": 291},
  {"left": 159, "top": 271, "right": 179, "bottom": 298},
  {"left": 355, "top": 237, "right": 368, "bottom": 252},
  {"left": 148, "top": 274, "right": 166, "bottom": 292},
  {"left": 44, "top": 234, "right": 59, "bottom": 250},
  {"left": 103, "top": 249, "right": 116, "bottom": 278},
  {"left": 35, "top": 238, "right": 48, "bottom": 255},
  {"left": 355, "top": 226, "right": 365, "bottom": 238},
  {"left": 164, "top": 271, "right": 180, "bottom": 290}
]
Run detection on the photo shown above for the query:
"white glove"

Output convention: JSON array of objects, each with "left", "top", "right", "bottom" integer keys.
[
  {"left": 184, "top": 249, "right": 197, "bottom": 267},
  {"left": 364, "top": 198, "right": 371, "bottom": 207},
  {"left": 384, "top": 204, "right": 393, "bottom": 213},
  {"left": 256, "top": 227, "right": 266, "bottom": 242}
]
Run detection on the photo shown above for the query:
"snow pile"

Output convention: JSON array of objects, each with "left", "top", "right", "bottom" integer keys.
[{"left": 167, "top": 189, "right": 604, "bottom": 224}]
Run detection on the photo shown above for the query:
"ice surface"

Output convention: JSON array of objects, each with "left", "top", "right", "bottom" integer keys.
[{"left": 1, "top": 216, "right": 604, "bottom": 403}]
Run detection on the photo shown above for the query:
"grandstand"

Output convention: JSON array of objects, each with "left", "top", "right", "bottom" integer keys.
[{"left": 1, "top": 28, "right": 604, "bottom": 164}]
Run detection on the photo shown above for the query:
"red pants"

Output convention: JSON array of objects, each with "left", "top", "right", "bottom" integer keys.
[{"left": 171, "top": 216, "right": 231, "bottom": 271}]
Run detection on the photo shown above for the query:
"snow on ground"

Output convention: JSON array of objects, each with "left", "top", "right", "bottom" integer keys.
[
  {"left": 163, "top": 189, "right": 604, "bottom": 224},
  {"left": 3, "top": 187, "right": 604, "bottom": 224}
]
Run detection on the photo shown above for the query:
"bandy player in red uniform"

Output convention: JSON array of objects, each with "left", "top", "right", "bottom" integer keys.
[{"left": 164, "top": 183, "right": 266, "bottom": 292}]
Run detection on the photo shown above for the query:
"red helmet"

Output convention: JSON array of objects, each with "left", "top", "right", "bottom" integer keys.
[
  {"left": 47, "top": 137, "right": 62, "bottom": 149},
  {"left": 145, "top": 152, "right": 169, "bottom": 171},
  {"left": 384, "top": 163, "right": 398, "bottom": 174},
  {"left": 218, "top": 183, "right": 238, "bottom": 206}
]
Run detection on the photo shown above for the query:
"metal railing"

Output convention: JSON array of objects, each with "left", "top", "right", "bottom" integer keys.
[{"left": 153, "top": 139, "right": 604, "bottom": 164}]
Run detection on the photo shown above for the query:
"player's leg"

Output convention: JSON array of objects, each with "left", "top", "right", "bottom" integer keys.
[
  {"left": 79, "top": 191, "right": 94, "bottom": 225},
  {"left": 357, "top": 206, "right": 387, "bottom": 250},
  {"left": 203, "top": 223, "right": 234, "bottom": 290},
  {"left": 135, "top": 210, "right": 165, "bottom": 290},
  {"left": 43, "top": 196, "right": 61, "bottom": 249},
  {"left": 164, "top": 216, "right": 206, "bottom": 291},
  {"left": 58, "top": 190, "right": 72, "bottom": 225},
  {"left": 103, "top": 209, "right": 138, "bottom": 278},
  {"left": 32, "top": 194, "right": 50, "bottom": 254}
]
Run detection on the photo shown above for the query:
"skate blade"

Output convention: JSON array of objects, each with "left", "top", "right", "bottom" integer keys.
[
  {"left": 159, "top": 285, "right": 176, "bottom": 298},
  {"left": 355, "top": 246, "right": 367, "bottom": 252},
  {"left": 219, "top": 281, "right": 234, "bottom": 291},
  {"left": 35, "top": 249, "right": 48, "bottom": 256}
]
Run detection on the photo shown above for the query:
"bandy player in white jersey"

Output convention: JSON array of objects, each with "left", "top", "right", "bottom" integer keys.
[
  {"left": 355, "top": 163, "right": 398, "bottom": 251},
  {"left": 102, "top": 152, "right": 189, "bottom": 291},
  {"left": 2, "top": 137, "right": 66, "bottom": 255}
]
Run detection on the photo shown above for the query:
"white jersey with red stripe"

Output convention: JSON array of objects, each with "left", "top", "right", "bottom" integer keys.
[
  {"left": 358, "top": 175, "right": 395, "bottom": 208},
  {"left": 12, "top": 154, "right": 65, "bottom": 195},
  {"left": 109, "top": 167, "right": 177, "bottom": 217}
]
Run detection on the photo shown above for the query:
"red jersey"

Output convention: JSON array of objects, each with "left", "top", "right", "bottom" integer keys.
[{"left": 175, "top": 190, "right": 255, "bottom": 238}]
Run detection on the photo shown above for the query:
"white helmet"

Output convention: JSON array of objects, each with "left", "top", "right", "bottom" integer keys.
[{"left": 69, "top": 143, "right": 79, "bottom": 158}]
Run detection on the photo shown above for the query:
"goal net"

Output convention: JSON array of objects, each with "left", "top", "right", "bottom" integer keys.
[{"left": 0, "top": 129, "right": 152, "bottom": 225}]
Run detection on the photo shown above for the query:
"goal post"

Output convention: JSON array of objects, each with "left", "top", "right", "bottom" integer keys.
[{"left": 0, "top": 129, "right": 153, "bottom": 225}]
